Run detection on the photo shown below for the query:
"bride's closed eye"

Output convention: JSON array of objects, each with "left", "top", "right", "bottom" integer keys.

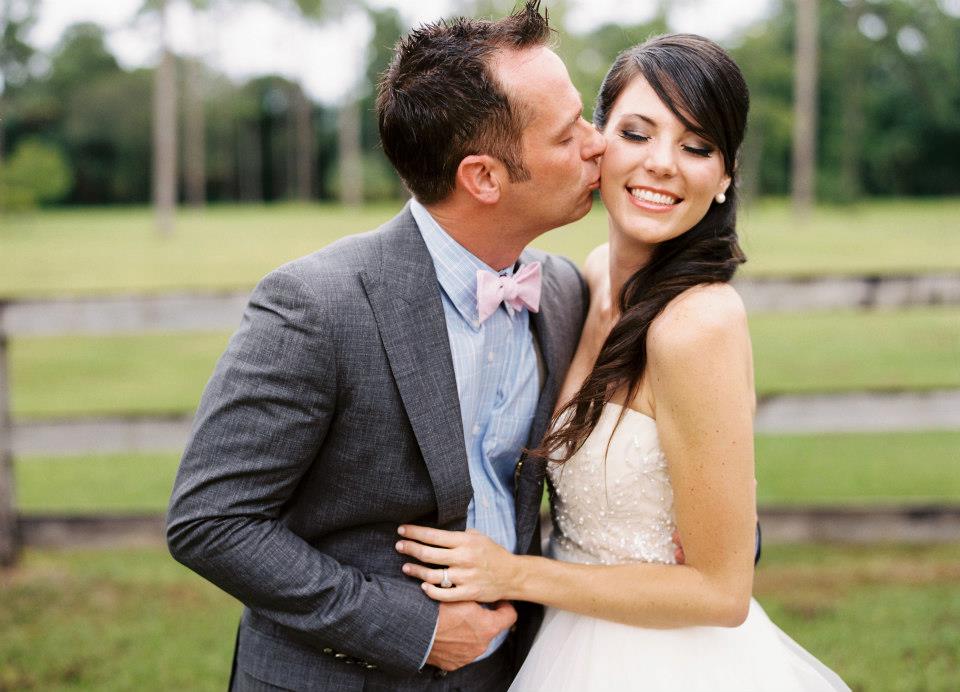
[
  {"left": 619, "top": 130, "right": 715, "bottom": 158},
  {"left": 681, "top": 143, "right": 714, "bottom": 157},
  {"left": 619, "top": 130, "right": 650, "bottom": 143}
]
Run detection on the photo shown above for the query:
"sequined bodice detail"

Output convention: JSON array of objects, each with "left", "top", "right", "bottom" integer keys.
[{"left": 548, "top": 403, "right": 677, "bottom": 566}]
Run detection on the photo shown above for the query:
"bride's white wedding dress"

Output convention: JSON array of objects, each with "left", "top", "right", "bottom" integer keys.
[{"left": 510, "top": 403, "right": 850, "bottom": 691}]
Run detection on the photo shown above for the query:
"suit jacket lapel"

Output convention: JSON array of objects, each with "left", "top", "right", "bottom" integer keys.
[
  {"left": 360, "top": 207, "right": 472, "bottom": 526},
  {"left": 515, "top": 249, "right": 566, "bottom": 549}
]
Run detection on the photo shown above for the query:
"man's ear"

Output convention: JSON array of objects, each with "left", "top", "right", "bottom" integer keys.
[{"left": 456, "top": 154, "right": 503, "bottom": 205}]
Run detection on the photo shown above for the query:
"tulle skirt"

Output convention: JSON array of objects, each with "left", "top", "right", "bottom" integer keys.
[{"left": 510, "top": 599, "right": 850, "bottom": 691}]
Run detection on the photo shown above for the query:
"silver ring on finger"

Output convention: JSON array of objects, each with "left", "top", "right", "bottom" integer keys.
[{"left": 440, "top": 568, "right": 453, "bottom": 588}]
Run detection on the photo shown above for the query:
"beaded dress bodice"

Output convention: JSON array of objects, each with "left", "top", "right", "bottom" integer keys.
[{"left": 548, "top": 403, "right": 677, "bottom": 566}]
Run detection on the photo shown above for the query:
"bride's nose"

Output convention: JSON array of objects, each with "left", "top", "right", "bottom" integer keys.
[{"left": 644, "top": 140, "right": 678, "bottom": 178}]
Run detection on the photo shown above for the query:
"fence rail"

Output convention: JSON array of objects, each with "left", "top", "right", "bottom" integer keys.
[
  {"left": 17, "top": 506, "right": 960, "bottom": 550},
  {"left": 2, "top": 275, "right": 959, "bottom": 564},
  {"left": 2, "top": 272, "right": 958, "bottom": 338},
  {"left": 12, "top": 389, "right": 960, "bottom": 458}
]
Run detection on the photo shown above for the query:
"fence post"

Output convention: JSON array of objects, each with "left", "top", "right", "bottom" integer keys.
[{"left": 0, "top": 307, "right": 19, "bottom": 566}]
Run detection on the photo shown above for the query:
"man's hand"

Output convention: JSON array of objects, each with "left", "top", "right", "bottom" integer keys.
[{"left": 425, "top": 600, "right": 517, "bottom": 671}]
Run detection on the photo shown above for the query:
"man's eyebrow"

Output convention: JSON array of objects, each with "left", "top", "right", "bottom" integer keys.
[{"left": 555, "top": 104, "right": 584, "bottom": 138}]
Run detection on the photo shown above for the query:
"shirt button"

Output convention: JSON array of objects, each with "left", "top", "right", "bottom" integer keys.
[
  {"left": 472, "top": 424, "right": 481, "bottom": 436},
  {"left": 481, "top": 496, "right": 490, "bottom": 509},
  {"left": 487, "top": 351, "right": 495, "bottom": 363}
]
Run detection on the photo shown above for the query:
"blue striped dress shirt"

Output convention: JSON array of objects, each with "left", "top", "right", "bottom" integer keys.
[{"left": 410, "top": 199, "right": 540, "bottom": 661}]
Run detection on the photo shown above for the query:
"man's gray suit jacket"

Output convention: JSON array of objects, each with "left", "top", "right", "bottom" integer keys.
[{"left": 166, "top": 204, "right": 588, "bottom": 690}]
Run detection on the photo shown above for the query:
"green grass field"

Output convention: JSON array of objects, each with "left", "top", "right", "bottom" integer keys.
[
  {"left": 1, "top": 543, "right": 957, "bottom": 691},
  {"left": 14, "top": 431, "right": 960, "bottom": 514},
  {"left": 755, "top": 432, "right": 960, "bottom": 506},
  {"left": 2, "top": 198, "right": 959, "bottom": 298},
  {"left": 9, "top": 307, "right": 958, "bottom": 419},
  {"left": 2, "top": 199, "right": 957, "bottom": 690}
]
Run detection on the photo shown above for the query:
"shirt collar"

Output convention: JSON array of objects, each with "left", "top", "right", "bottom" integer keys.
[{"left": 410, "top": 198, "right": 514, "bottom": 329}]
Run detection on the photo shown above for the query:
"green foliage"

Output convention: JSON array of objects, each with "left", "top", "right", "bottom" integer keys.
[
  {"left": 0, "top": 137, "right": 72, "bottom": 209},
  {"left": 2, "top": 1, "right": 958, "bottom": 205},
  {"left": 0, "top": 0, "right": 39, "bottom": 91}
]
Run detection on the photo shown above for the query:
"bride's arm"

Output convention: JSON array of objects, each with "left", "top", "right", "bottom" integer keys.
[{"left": 397, "top": 284, "right": 757, "bottom": 629}]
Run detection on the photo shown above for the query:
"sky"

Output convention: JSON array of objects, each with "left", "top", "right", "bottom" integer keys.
[{"left": 27, "top": 0, "right": 776, "bottom": 103}]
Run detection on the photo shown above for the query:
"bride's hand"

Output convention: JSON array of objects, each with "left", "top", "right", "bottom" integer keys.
[{"left": 395, "top": 525, "right": 519, "bottom": 603}]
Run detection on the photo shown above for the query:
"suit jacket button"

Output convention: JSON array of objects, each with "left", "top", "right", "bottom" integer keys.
[
  {"left": 434, "top": 669, "right": 448, "bottom": 679},
  {"left": 322, "top": 648, "right": 333, "bottom": 655}
]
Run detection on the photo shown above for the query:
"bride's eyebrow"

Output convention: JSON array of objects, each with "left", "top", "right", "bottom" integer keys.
[
  {"left": 622, "top": 112, "right": 706, "bottom": 137},
  {"left": 621, "top": 113, "right": 658, "bottom": 128}
]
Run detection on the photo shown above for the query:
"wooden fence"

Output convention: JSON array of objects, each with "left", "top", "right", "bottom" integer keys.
[{"left": 2, "top": 272, "right": 959, "bottom": 564}]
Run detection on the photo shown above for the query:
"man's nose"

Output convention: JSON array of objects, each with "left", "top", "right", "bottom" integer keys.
[{"left": 581, "top": 120, "right": 606, "bottom": 160}]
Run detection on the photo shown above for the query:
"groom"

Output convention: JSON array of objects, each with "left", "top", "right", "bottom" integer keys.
[{"left": 167, "top": 2, "right": 604, "bottom": 690}]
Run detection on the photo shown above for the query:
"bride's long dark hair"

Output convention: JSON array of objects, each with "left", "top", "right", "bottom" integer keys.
[{"left": 534, "top": 34, "right": 750, "bottom": 463}]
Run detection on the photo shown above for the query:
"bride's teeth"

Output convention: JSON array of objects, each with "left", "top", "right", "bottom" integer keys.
[{"left": 630, "top": 188, "right": 678, "bottom": 205}]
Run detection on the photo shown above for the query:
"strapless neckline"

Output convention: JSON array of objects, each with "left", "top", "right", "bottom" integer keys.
[
  {"left": 547, "top": 402, "right": 677, "bottom": 566},
  {"left": 601, "top": 401, "right": 657, "bottom": 424}
]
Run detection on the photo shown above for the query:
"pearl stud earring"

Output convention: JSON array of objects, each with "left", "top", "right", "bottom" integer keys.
[{"left": 715, "top": 192, "right": 726, "bottom": 204}]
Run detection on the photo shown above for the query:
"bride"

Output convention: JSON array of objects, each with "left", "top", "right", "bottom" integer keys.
[{"left": 395, "top": 34, "right": 850, "bottom": 691}]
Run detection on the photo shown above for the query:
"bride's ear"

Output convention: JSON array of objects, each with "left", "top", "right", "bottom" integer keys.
[{"left": 457, "top": 155, "right": 503, "bottom": 205}]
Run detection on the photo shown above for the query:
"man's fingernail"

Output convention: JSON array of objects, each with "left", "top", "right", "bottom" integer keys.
[
  {"left": 398, "top": 526, "right": 406, "bottom": 535},
  {"left": 396, "top": 541, "right": 404, "bottom": 551},
  {"left": 402, "top": 564, "right": 411, "bottom": 574}
]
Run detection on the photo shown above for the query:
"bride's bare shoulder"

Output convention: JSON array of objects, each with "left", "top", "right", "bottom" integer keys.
[
  {"left": 647, "top": 283, "right": 748, "bottom": 360},
  {"left": 582, "top": 243, "right": 609, "bottom": 293}
]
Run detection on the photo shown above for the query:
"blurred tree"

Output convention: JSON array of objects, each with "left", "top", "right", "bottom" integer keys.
[
  {"left": 139, "top": 0, "right": 177, "bottom": 234},
  {"left": 286, "top": 0, "right": 367, "bottom": 205},
  {"left": 37, "top": 23, "right": 145, "bottom": 205},
  {"left": 0, "top": 0, "right": 39, "bottom": 166},
  {"left": 0, "top": 136, "right": 71, "bottom": 210},
  {"left": 182, "top": 55, "right": 206, "bottom": 207},
  {"left": 792, "top": 0, "right": 819, "bottom": 218},
  {"left": 179, "top": 0, "right": 233, "bottom": 207},
  {"left": 357, "top": 5, "right": 403, "bottom": 200}
]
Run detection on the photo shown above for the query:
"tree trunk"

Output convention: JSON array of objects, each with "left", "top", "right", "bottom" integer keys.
[
  {"left": 238, "top": 121, "right": 262, "bottom": 203},
  {"left": 791, "top": 0, "right": 819, "bottom": 219},
  {"left": 337, "top": 90, "right": 363, "bottom": 207},
  {"left": 0, "top": 333, "right": 18, "bottom": 567},
  {"left": 152, "top": 0, "right": 178, "bottom": 235},
  {"left": 839, "top": 0, "right": 864, "bottom": 203},
  {"left": 184, "top": 58, "right": 206, "bottom": 208},
  {"left": 294, "top": 87, "right": 315, "bottom": 201}
]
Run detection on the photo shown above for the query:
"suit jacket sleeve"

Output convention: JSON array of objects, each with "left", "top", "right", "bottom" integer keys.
[{"left": 166, "top": 268, "right": 438, "bottom": 675}]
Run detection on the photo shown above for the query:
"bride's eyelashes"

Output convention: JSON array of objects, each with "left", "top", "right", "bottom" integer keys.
[
  {"left": 618, "top": 130, "right": 715, "bottom": 158},
  {"left": 619, "top": 130, "right": 650, "bottom": 143},
  {"left": 681, "top": 144, "right": 714, "bottom": 158}
]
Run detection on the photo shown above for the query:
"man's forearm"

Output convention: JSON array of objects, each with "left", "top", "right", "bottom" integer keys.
[{"left": 168, "top": 512, "right": 438, "bottom": 674}]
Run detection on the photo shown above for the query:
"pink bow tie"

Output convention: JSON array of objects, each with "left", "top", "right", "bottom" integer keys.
[{"left": 476, "top": 261, "right": 542, "bottom": 324}]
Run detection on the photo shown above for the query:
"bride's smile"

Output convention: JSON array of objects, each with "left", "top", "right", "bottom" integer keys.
[{"left": 598, "top": 75, "right": 731, "bottom": 255}]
